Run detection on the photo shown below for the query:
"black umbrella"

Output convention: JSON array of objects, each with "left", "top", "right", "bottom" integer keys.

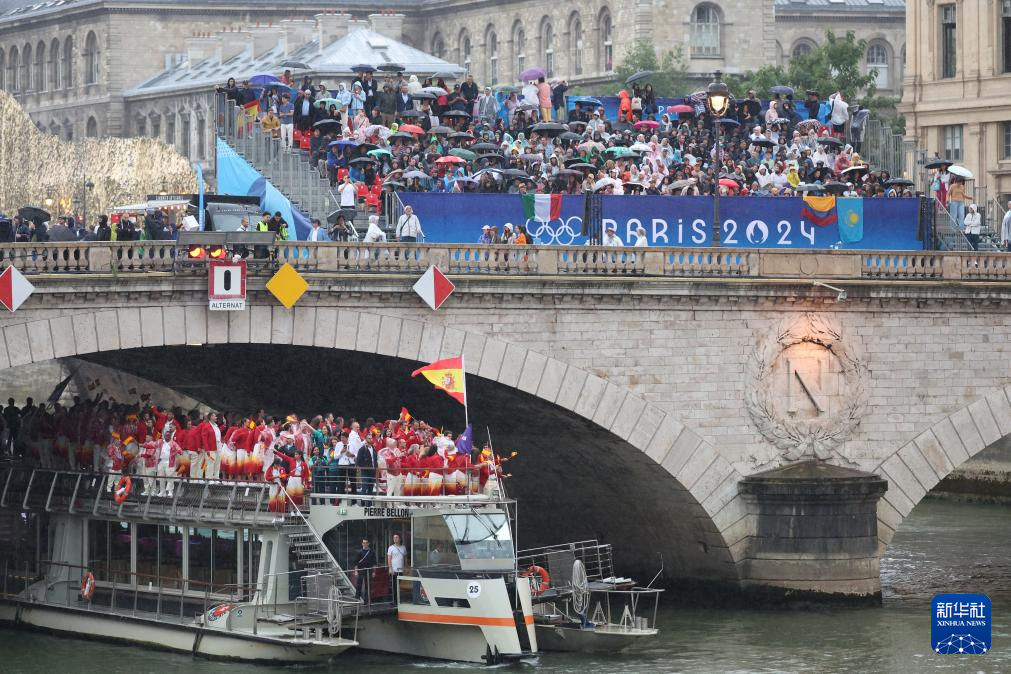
[
  {"left": 398, "top": 110, "right": 425, "bottom": 118},
  {"left": 389, "top": 131, "right": 415, "bottom": 141},
  {"left": 925, "top": 157, "right": 952, "bottom": 169},
  {"left": 514, "top": 103, "right": 538, "bottom": 112},
  {"left": 750, "top": 139, "right": 775, "bottom": 148},
  {"left": 411, "top": 92, "right": 437, "bottom": 101},
  {"left": 448, "top": 132, "right": 475, "bottom": 141},
  {"left": 47, "top": 224, "right": 76, "bottom": 242},
  {"left": 567, "top": 162, "right": 598, "bottom": 171},
  {"left": 354, "top": 142, "right": 379, "bottom": 154},
  {"left": 556, "top": 169, "right": 583, "bottom": 177},
  {"left": 567, "top": 121, "right": 587, "bottom": 130},
  {"left": 349, "top": 157, "right": 377, "bottom": 165},
  {"left": 471, "top": 142, "right": 500, "bottom": 152},
  {"left": 529, "top": 122, "right": 567, "bottom": 136},
  {"left": 884, "top": 178, "right": 915, "bottom": 187},
  {"left": 17, "top": 206, "right": 50, "bottom": 224},
  {"left": 281, "top": 60, "right": 312, "bottom": 70},
  {"left": 822, "top": 181, "right": 848, "bottom": 194},
  {"left": 441, "top": 110, "right": 471, "bottom": 119},
  {"left": 429, "top": 125, "right": 455, "bottom": 135},
  {"left": 625, "top": 70, "right": 654, "bottom": 84},
  {"left": 351, "top": 64, "right": 376, "bottom": 73},
  {"left": 477, "top": 154, "right": 507, "bottom": 163},
  {"left": 378, "top": 63, "right": 405, "bottom": 72},
  {"left": 430, "top": 71, "right": 458, "bottom": 80},
  {"left": 769, "top": 85, "right": 794, "bottom": 96},
  {"left": 313, "top": 119, "right": 342, "bottom": 133},
  {"left": 817, "top": 137, "right": 843, "bottom": 148},
  {"left": 383, "top": 181, "right": 406, "bottom": 189},
  {"left": 716, "top": 118, "right": 740, "bottom": 126},
  {"left": 559, "top": 132, "right": 583, "bottom": 142}
]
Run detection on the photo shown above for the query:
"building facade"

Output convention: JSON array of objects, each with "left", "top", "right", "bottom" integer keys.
[{"left": 900, "top": 0, "right": 1011, "bottom": 204}]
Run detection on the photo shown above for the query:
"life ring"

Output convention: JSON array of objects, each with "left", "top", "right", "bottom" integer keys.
[
  {"left": 113, "top": 475, "right": 132, "bottom": 504},
  {"left": 80, "top": 571, "right": 95, "bottom": 601},
  {"left": 207, "top": 603, "right": 235, "bottom": 622},
  {"left": 521, "top": 565, "right": 550, "bottom": 596}
]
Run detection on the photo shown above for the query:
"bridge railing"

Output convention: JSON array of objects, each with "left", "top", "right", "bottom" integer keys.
[{"left": 2, "top": 241, "right": 1011, "bottom": 281}]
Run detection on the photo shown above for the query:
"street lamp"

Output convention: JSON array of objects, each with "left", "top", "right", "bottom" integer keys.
[
  {"left": 82, "top": 180, "right": 95, "bottom": 229},
  {"left": 706, "top": 70, "right": 731, "bottom": 246}
]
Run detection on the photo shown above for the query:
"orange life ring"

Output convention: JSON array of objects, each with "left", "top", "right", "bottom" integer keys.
[
  {"left": 521, "top": 565, "right": 550, "bottom": 596},
  {"left": 113, "top": 475, "right": 132, "bottom": 504},
  {"left": 80, "top": 571, "right": 95, "bottom": 601}
]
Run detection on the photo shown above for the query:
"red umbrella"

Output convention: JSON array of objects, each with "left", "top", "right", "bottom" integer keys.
[
  {"left": 436, "top": 155, "right": 466, "bottom": 164},
  {"left": 633, "top": 120, "right": 660, "bottom": 130},
  {"left": 719, "top": 178, "right": 740, "bottom": 190},
  {"left": 665, "top": 104, "right": 694, "bottom": 114},
  {"left": 399, "top": 124, "right": 425, "bottom": 135}
]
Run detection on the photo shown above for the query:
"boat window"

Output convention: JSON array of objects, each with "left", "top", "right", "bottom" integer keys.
[
  {"left": 412, "top": 515, "right": 459, "bottom": 569},
  {"left": 161, "top": 526, "right": 184, "bottom": 590},
  {"left": 215, "top": 529, "right": 238, "bottom": 594},
  {"left": 323, "top": 518, "right": 411, "bottom": 571},
  {"left": 137, "top": 524, "right": 159, "bottom": 582},
  {"left": 110, "top": 521, "right": 131, "bottom": 584},
  {"left": 244, "top": 530, "right": 261, "bottom": 598},
  {"left": 435, "top": 597, "right": 471, "bottom": 608},
  {"left": 189, "top": 528, "right": 239, "bottom": 594},
  {"left": 87, "top": 519, "right": 110, "bottom": 582},
  {"left": 443, "top": 513, "right": 512, "bottom": 561}
]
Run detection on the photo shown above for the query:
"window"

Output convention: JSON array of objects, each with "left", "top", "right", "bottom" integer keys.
[
  {"left": 49, "top": 38, "right": 59, "bottom": 89},
  {"left": 197, "top": 115, "right": 206, "bottom": 159},
  {"left": 150, "top": 114, "right": 161, "bottom": 139},
  {"left": 569, "top": 13, "right": 583, "bottom": 76},
  {"left": 940, "top": 4, "right": 956, "bottom": 78},
  {"left": 540, "top": 18, "right": 554, "bottom": 77},
  {"left": 486, "top": 28, "right": 498, "bottom": 85},
  {"left": 84, "top": 31, "right": 99, "bottom": 85},
  {"left": 8, "top": 47, "right": 18, "bottom": 93},
  {"left": 1003, "top": 0, "right": 1011, "bottom": 73},
  {"left": 34, "top": 41, "right": 44, "bottom": 92},
  {"left": 866, "top": 43, "right": 889, "bottom": 89},
  {"left": 599, "top": 8, "right": 613, "bottom": 72},
  {"left": 513, "top": 22, "right": 526, "bottom": 80},
  {"left": 63, "top": 36, "right": 73, "bottom": 88},
  {"left": 181, "top": 114, "right": 191, "bottom": 157},
  {"left": 22, "top": 44, "right": 31, "bottom": 92},
  {"left": 135, "top": 116, "right": 146, "bottom": 136},
  {"left": 792, "top": 42, "right": 813, "bottom": 59},
  {"left": 943, "top": 124, "right": 963, "bottom": 161},
  {"left": 64, "top": 121, "right": 73, "bottom": 141},
  {"left": 690, "top": 3, "right": 721, "bottom": 58},
  {"left": 165, "top": 114, "right": 175, "bottom": 146},
  {"left": 431, "top": 33, "right": 445, "bottom": 60},
  {"left": 458, "top": 30, "right": 471, "bottom": 73},
  {"left": 1003, "top": 121, "right": 1011, "bottom": 160},
  {"left": 86, "top": 116, "right": 97, "bottom": 137}
]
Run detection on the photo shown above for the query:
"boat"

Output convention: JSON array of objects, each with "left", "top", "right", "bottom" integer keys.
[{"left": 0, "top": 461, "right": 660, "bottom": 664}]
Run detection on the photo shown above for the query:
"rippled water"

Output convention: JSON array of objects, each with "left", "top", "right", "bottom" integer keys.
[{"left": 1, "top": 499, "right": 1008, "bottom": 673}]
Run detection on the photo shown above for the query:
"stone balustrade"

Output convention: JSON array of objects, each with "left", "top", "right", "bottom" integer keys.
[{"left": 0, "top": 241, "right": 1009, "bottom": 281}]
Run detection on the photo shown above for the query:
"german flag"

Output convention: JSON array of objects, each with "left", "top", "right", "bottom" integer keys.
[{"left": 411, "top": 357, "right": 466, "bottom": 406}]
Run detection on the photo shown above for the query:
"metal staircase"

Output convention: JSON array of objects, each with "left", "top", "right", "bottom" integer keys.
[{"left": 281, "top": 494, "right": 356, "bottom": 599}]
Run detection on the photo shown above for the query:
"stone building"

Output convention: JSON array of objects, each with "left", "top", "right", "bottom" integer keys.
[{"left": 899, "top": 0, "right": 1011, "bottom": 204}]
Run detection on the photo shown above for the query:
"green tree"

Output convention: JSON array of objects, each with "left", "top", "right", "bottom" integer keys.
[{"left": 609, "top": 39, "right": 690, "bottom": 96}]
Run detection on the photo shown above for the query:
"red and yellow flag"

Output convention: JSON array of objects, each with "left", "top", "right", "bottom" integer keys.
[{"left": 411, "top": 356, "right": 466, "bottom": 406}]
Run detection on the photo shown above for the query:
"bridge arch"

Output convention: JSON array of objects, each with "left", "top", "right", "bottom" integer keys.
[
  {"left": 0, "top": 304, "right": 745, "bottom": 584},
  {"left": 873, "top": 384, "right": 1011, "bottom": 550}
]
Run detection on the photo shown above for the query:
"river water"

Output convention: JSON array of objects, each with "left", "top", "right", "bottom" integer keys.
[{"left": 1, "top": 499, "right": 1008, "bottom": 673}]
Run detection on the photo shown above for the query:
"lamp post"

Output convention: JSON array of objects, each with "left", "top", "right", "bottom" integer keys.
[
  {"left": 706, "top": 70, "right": 730, "bottom": 246},
  {"left": 82, "top": 180, "right": 94, "bottom": 230}
]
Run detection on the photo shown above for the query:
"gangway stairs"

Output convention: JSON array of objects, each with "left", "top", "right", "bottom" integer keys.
[{"left": 282, "top": 493, "right": 356, "bottom": 601}]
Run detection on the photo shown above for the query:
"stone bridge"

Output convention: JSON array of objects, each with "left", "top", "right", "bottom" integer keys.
[{"left": 5, "top": 240, "right": 1011, "bottom": 601}]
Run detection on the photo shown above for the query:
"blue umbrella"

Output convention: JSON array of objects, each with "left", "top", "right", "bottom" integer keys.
[
  {"left": 716, "top": 118, "right": 740, "bottom": 126},
  {"left": 568, "top": 96, "right": 603, "bottom": 107},
  {"left": 328, "top": 139, "right": 358, "bottom": 148},
  {"left": 249, "top": 73, "right": 280, "bottom": 86}
]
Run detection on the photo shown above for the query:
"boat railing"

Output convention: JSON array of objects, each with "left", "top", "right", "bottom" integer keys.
[
  {"left": 516, "top": 540, "right": 616, "bottom": 588},
  {"left": 306, "top": 465, "right": 511, "bottom": 508},
  {"left": 0, "top": 464, "right": 275, "bottom": 526}
]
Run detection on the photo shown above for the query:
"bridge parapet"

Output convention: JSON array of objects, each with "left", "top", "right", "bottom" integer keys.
[{"left": 2, "top": 242, "right": 1011, "bottom": 282}]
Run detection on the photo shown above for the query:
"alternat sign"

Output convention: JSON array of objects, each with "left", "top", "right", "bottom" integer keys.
[{"left": 208, "top": 260, "right": 247, "bottom": 311}]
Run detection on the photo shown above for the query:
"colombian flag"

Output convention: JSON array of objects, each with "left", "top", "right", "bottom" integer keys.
[
  {"left": 411, "top": 357, "right": 466, "bottom": 406},
  {"left": 801, "top": 195, "right": 837, "bottom": 227},
  {"left": 837, "top": 197, "right": 864, "bottom": 243}
]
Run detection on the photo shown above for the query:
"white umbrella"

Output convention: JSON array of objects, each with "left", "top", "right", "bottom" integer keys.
[
  {"left": 630, "top": 143, "right": 652, "bottom": 152},
  {"left": 948, "top": 165, "right": 973, "bottom": 179},
  {"left": 421, "top": 86, "right": 448, "bottom": 96}
]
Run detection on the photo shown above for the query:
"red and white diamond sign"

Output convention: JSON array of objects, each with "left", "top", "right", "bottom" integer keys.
[
  {"left": 413, "top": 265, "right": 455, "bottom": 311},
  {"left": 0, "top": 266, "right": 34, "bottom": 312}
]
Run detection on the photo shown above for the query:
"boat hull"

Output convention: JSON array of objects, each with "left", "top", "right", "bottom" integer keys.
[
  {"left": 0, "top": 599, "right": 353, "bottom": 663},
  {"left": 534, "top": 623, "right": 658, "bottom": 653}
]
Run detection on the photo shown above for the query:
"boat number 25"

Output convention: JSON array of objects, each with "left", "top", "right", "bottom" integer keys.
[
  {"left": 466, "top": 582, "right": 482, "bottom": 599},
  {"left": 722, "top": 220, "right": 817, "bottom": 246}
]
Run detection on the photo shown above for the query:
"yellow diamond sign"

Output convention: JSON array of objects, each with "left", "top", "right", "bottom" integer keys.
[{"left": 266, "top": 263, "right": 308, "bottom": 309}]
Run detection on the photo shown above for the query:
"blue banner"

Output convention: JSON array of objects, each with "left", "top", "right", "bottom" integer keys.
[{"left": 397, "top": 193, "right": 923, "bottom": 250}]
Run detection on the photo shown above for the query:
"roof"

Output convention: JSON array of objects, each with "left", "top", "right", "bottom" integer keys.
[
  {"left": 126, "top": 27, "right": 464, "bottom": 98},
  {"left": 774, "top": 0, "right": 905, "bottom": 11}
]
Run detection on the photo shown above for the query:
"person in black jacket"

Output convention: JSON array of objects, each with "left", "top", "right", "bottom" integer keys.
[
  {"left": 355, "top": 435, "right": 378, "bottom": 498},
  {"left": 96, "top": 215, "right": 112, "bottom": 241},
  {"left": 353, "top": 538, "right": 377, "bottom": 600}
]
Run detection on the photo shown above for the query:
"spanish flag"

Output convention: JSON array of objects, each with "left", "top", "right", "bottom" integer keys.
[
  {"left": 411, "top": 356, "right": 466, "bottom": 406},
  {"left": 400, "top": 407, "right": 413, "bottom": 423}
]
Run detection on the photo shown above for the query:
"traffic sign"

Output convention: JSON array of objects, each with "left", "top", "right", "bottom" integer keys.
[
  {"left": 413, "top": 265, "right": 455, "bottom": 311},
  {"left": 266, "top": 263, "right": 308, "bottom": 310},
  {"left": 208, "top": 260, "right": 246, "bottom": 311},
  {"left": 0, "top": 266, "right": 34, "bottom": 312}
]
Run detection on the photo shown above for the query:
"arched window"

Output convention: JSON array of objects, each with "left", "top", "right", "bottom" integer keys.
[
  {"left": 431, "top": 33, "right": 446, "bottom": 60},
  {"left": 49, "top": 38, "right": 60, "bottom": 89},
  {"left": 690, "top": 3, "right": 721, "bottom": 58},
  {"left": 48, "top": 120, "right": 60, "bottom": 136},
  {"left": 86, "top": 116, "right": 98, "bottom": 137},
  {"left": 540, "top": 18, "right": 554, "bottom": 78},
  {"left": 458, "top": 29, "right": 471, "bottom": 74},
  {"left": 0, "top": 50, "right": 5, "bottom": 91},
  {"left": 791, "top": 41, "right": 814, "bottom": 59},
  {"left": 485, "top": 27, "right": 499, "bottom": 85},
  {"left": 84, "top": 31, "right": 99, "bottom": 85},
  {"left": 598, "top": 8, "right": 614, "bottom": 73},
  {"left": 22, "top": 44, "right": 32, "bottom": 92},
  {"left": 64, "top": 120, "right": 73, "bottom": 141},
  {"left": 866, "top": 42, "right": 889, "bottom": 89},
  {"left": 512, "top": 21, "right": 526, "bottom": 81},
  {"left": 63, "top": 36, "right": 73, "bottom": 88},
  {"left": 8, "top": 47, "right": 18, "bottom": 93},
  {"left": 568, "top": 12, "right": 583, "bottom": 76},
  {"left": 34, "top": 41, "right": 45, "bottom": 92}
]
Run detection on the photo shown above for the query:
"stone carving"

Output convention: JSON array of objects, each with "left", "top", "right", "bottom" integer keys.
[{"left": 746, "top": 314, "right": 868, "bottom": 466}]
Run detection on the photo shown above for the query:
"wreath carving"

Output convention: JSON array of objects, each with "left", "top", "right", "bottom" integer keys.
[{"left": 745, "top": 314, "right": 869, "bottom": 466}]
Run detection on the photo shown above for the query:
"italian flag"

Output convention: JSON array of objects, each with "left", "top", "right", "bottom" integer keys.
[{"left": 522, "top": 194, "right": 562, "bottom": 221}]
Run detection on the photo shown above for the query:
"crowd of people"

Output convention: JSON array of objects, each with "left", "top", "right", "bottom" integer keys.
[
  {"left": 1, "top": 391, "right": 510, "bottom": 513},
  {"left": 223, "top": 68, "right": 918, "bottom": 205}
]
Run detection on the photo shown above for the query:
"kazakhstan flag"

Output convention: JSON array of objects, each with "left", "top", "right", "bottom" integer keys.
[{"left": 837, "top": 197, "right": 864, "bottom": 244}]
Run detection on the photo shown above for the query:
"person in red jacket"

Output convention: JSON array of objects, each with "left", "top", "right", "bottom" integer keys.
[
  {"left": 196, "top": 412, "right": 222, "bottom": 480},
  {"left": 278, "top": 449, "right": 310, "bottom": 507},
  {"left": 264, "top": 455, "right": 289, "bottom": 513}
]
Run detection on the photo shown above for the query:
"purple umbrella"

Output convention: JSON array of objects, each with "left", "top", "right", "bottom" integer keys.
[{"left": 519, "top": 67, "right": 546, "bottom": 82}]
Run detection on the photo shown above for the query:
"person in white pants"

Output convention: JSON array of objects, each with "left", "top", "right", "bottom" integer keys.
[
  {"left": 197, "top": 412, "right": 223, "bottom": 480},
  {"left": 156, "top": 429, "right": 183, "bottom": 497}
]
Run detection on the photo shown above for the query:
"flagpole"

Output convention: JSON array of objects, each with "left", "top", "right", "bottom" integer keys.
[{"left": 462, "top": 354, "right": 469, "bottom": 429}]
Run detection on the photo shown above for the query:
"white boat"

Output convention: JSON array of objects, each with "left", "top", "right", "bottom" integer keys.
[{"left": 0, "top": 463, "right": 659, "bottom": 664}]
